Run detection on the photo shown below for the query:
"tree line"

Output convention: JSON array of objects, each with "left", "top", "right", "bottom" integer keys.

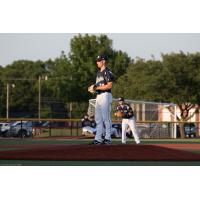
[{"left": 0, "top": 34, "right": 131, "bottom": 118}]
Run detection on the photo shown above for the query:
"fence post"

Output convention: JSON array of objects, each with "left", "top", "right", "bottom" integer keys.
[
  {"left": 173, "top": 105, "right": 177, "bottom": 138},
  {"left": 159, "top": 123, "right": 161, "bottom": 139},
  {"left": 20, "top": 120, "right": 23, "bottom": 138},
  {"left": 168, "top": 123, "right": 170, "bottom": 138},
  {"left": 76, "top": 120, "right": 79, "bottom": 136},
  {"left": 149, "top": 122, "right": 151, "bottom": 138},
  {"left": 49, "top": 121, "right": 51, "bottom": 137},
  {"left": 70, "top": 120, "right": 72, "bottom": 136}
]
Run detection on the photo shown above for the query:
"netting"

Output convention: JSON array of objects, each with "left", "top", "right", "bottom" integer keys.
[{"left": 88, "top": 98, "right": 177, "bottom": 138}]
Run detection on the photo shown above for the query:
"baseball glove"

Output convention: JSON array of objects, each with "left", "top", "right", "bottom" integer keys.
[
  {"left": 88, "top": 84, "right": 96, "bottom": 94},
  {"left": 115, "top": 111, "right": 125, "bottom": 118}
]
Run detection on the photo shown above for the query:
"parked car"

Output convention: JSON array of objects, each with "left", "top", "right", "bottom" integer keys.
[
  {"left": 9, "top": 121, "right": 33, "bottom": 138},
  {"left": 177, "top": 123, "right": 197, "bottom": 138},
  {"left": 41, "top": 121, "right": 66, "bottom": 128},
  {"left": 32, "top": 121, "right": 44, "bottom": 127},
  {"left": 0, "top": 122, "right": 10, "bottom": 137}
]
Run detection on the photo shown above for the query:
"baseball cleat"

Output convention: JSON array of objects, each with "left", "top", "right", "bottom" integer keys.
[
  {"left": 89, "top": 140, "right": 102, "bottom": 145},
  {"left": 122, "top": 142, "right": 126, "bottom": 144},
  {"left": 135, "top": 140, "right": 140, "bottom": 144},
  {"left": 136, "top": 141, "right": 141, "bottom": 144},
  {"left": 102, "top": 139, "right": 112, "bottom": 145}
]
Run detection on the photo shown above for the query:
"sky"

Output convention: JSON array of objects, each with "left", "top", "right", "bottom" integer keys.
[{"left": 1, "top": 33, "right": 200, "bottom": 67}]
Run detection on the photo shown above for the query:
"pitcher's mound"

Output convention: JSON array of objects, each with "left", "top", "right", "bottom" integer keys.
[{"left": 0, "top": 144, "right": 200, "bottom": 161}]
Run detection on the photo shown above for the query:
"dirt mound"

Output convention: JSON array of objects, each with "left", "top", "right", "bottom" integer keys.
[{"left": 0, "top": 144, "right": 200, "bottom": 161}]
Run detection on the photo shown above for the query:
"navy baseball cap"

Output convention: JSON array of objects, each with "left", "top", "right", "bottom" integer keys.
[
  {"left": 118, "top": 97, "right": 124, "bottom": 101},
  {"left": 96, "top": 54, "right": 108, "bottom": 62}
]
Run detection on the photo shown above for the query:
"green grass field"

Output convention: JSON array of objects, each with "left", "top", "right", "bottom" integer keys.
[
  {"left": 2, "top": 160, "right": 200, "bottom": 166},
  {"left": 1, "top": 138, "right": 200, "bottom": 145}
]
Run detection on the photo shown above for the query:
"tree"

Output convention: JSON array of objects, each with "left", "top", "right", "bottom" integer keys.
[
  {"left": 1, "top": 60, "right": 48, "bottom": 117},
  {"left": 69, "top": 34, "right": 132, "bottom": 101},
  {"left": 113, "top": 58, "right": 164, "bottom": 100},
  {"left": 161, "top": 52, "right": 200, "bottom": 138},
  {"left": 42, "top": 52, "right": 73, "bottom": 118}
]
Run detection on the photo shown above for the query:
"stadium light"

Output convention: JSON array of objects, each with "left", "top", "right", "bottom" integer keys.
[
  {"left": 38, "top": 75, "right": 48, "bottom": 120},
  {"left": 6, "top": 83, "right": 15, "bottom": 119}
]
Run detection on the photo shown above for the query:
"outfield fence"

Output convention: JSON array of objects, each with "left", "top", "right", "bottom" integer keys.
[{"left": 1, "top": 118, "right": 199, "bottom": 139}]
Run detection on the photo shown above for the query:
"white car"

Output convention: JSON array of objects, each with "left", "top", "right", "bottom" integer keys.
[
  {"left": 9, "top": 121, "right": 33, "bottom": 138},
  {"left": 0, "top": 122, "right": 10, "bottom": 137}
]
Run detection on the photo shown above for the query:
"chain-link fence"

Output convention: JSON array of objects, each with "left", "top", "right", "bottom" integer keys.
[{"left": 0, "top": 118, "right": 178, "bottom": 139}]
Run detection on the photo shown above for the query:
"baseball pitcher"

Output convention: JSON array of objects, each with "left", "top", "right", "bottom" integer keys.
[{"left": 88, "top": 55, "right": 114, "bottom": 145}]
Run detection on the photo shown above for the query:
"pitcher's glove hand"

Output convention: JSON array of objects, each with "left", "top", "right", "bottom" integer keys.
[
  {"left": 88, "top": 84, "right": 97, "bottom": 94},
  {"left": 114, "top": 111, "right": 125, "bottom": 118}
]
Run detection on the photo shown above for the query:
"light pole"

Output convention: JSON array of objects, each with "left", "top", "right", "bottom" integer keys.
[
  {"left": 6, "top": 83, "right": 15, "bottom": 119},
  {"left": 69, "top": 75, "right": 73, "bottom": 120},
  {"left": 38, "top": 75, "right": 48, "bottom": 119}
]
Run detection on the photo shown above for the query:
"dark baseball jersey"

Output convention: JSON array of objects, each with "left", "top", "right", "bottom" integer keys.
[
  {"left": 95, "top": 67, "right": 114, "bottom": 94},
  {"left": 116, "top": 103, "right": 135, "bottom": 119},
  {"left": 89, "top": 119, "right": 96, "bottom": 128},
  {"left": 82, "top": 118, "right": 96, "bottom": 128},
  {"left": 81, "top": 118, "right": 91, "bottom": 127}
]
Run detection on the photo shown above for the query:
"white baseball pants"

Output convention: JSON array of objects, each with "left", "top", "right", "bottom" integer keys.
[
  {"left": 121, "top": 116, "right": 140, "bottom": 144},
  {"left": 82, "top": 126, "right": 96, "bottom": 134},
  {"left": 95, "top": 92, "right": 112, "bottom": 142}
]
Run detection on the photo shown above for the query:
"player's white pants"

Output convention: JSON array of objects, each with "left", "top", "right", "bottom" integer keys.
[
  {"left": 102, "top": 127, "right": 119, "bottom": 137},
  {"left": 112, "top": 127, "right": 120, "bottom": 137},
  {"left": 95, "top": 92, "right": 112, "bottom": 142},
  {"left": 82, "top": 126, "right": 96, "bottom": 134},
  {"left": 121, "top": 117, "right": 140, "bottom": 144}
]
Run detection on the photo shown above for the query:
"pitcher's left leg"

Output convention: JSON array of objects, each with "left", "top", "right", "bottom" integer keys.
[{"left": 101, "top": 93, "right": 112, "bottom": 142}]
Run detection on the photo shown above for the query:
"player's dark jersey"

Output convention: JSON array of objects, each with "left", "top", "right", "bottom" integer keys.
[
  {"left": 90, "top": 119, "right": 96, "bottom": 128},
  {"left": 116, "top": 103, "right": 135, "bottom": 119},
  {"left": 95, "top": 67, "right": 114, "bottom": 94},
  {"left": 81, "top": 118, "right": 96, "bottom": 128},
  {"left": 82, "top": 118, "right": 91, "bottom": 127}
]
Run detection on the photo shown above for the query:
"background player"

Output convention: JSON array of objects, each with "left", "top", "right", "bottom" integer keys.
[
  {"left": 115, "top": 97, "right": 140, "bottom": 144},
  {"left": 81, "top": 114, "right": 96, "bottom": 136}
]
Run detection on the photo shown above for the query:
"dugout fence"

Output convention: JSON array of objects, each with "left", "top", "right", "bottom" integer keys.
[
  {"left": 0, "top": 118, "right": 186, "bottom": 139},
  {"left": 2, "top": 97, "right": 199, "bottom": 139}
]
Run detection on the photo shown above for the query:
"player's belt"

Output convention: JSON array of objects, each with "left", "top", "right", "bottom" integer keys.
[
  {"left": 97, "top": 90, "right": 111, "bottom": 95},
  {"left": 122, "top": 115, "right": 134, "bottom": 119}
]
